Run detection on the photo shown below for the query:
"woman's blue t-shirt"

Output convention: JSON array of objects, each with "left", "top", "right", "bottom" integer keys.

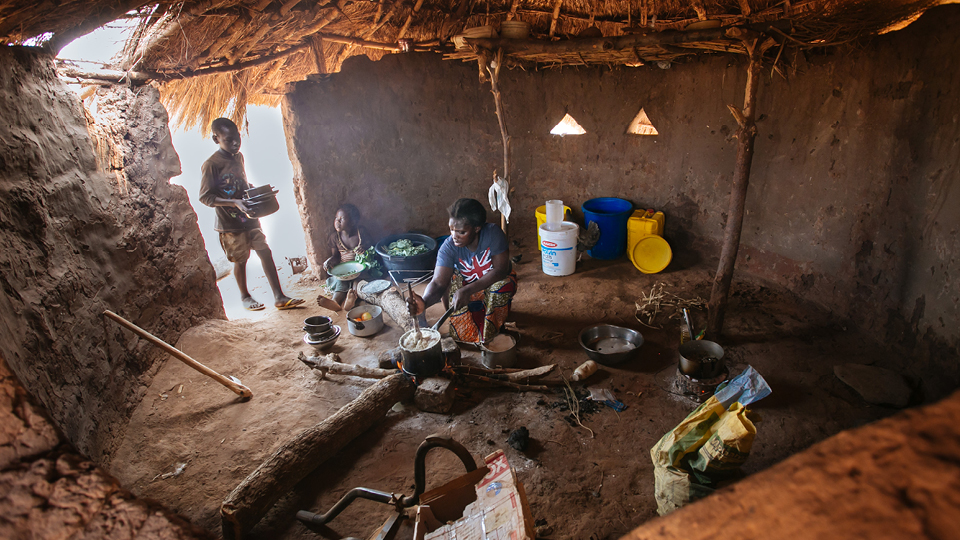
[{"left": 437, "top": 223, "right": 508, "bottom": 284}]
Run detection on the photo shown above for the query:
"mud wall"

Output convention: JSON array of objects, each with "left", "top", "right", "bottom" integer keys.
[
  {"left": 284, "top": 7, "right": 959, "bottom": 364},
  {"left": 0, "top": 47, "right": 223, "bottom": 462},
  {"left": 0, "top": 356, "right": 212, "bottom": 539}
]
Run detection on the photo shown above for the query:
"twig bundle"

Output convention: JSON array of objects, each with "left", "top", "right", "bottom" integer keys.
[{"left": 634, "top": 282, "right": 705, "bottom": 329}]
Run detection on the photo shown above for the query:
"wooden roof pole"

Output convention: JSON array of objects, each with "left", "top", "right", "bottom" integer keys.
[{"left": 706, "top": 34, "right": 763, "bottom": 340}]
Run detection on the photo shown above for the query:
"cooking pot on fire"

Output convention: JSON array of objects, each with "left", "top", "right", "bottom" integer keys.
[{"left": 398, "top": 306, "right": 455, "bottom": 379}]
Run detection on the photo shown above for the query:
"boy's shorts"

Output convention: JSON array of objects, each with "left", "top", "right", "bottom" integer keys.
[{"left": 219, "top": 229, "right": 269, "bottom": 263}]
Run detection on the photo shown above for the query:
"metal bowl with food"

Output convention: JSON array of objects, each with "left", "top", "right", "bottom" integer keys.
[
  {"left": 328, "top": 261, "right": 366, "bottom": 281},
  {"left": 346, "top": 305, "right": 384, "bottom": 337},
  {"left": 578, "top": 324, "right": 644, "bottom": 366}
]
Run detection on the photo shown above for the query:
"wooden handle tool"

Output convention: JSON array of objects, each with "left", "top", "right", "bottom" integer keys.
[{"left": 103, "top": 310, "right": 253, "bottom": 399}]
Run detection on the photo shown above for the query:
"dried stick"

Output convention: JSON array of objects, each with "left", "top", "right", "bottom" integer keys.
[{"left": 562, "top": 376, "right": 595, "bottom": 438}]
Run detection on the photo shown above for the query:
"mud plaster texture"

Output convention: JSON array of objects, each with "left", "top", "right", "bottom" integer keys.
[
  {"left": 0, "top": 355, "right": 213, "bottom": 539},
  {"left": 109, "top": 255, "right": 956, "bottom": 540},
  {"left": 284, "top": 6, "right": 960, "bottom": 395},
  {"left": 0, "top": 46, "right": 223, "bottom": 462}
]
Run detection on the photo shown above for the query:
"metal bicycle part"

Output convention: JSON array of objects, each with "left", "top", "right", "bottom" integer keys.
[{"left": 295, "top": 435, "right": 477, "bottom": 528}]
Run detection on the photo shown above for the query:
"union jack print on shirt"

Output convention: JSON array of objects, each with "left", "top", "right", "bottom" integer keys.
[{"left": 459, "top": 248, "right": 493, "bottom": 283}]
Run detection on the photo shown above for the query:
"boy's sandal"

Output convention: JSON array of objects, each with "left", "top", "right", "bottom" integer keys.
[
  {"left": 242, "top": 297, "right": 266, "bottom": 311},
  {"left": 276, "top": 298, "right": 305, "bottom": 310}
]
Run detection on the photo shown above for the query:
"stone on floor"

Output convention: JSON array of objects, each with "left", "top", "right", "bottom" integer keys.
[
  {"left": 834, "top": 363, "right": 912, "bottom": 408},
  {"left": 415, "top": 377, "right": 455, "bottom": 413}
]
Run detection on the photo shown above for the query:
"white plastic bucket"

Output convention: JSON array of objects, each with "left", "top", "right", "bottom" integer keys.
[{"left": 540, "top": 221, "right": 578, "bottom": 276}]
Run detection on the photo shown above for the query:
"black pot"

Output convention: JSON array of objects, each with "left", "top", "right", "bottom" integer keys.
[
  {"left": 375, "top": 234, "right": 438, "bottom": 272},
  {"left": 397, "top": 306, "right": 455, "bottom": 379},
  {"left": 303, "top": 315, "right": 332, "bottom": 334},
  {"left": 399, "top": 328, "right": 444, "bottom": 379},
  {"left": 243, "top": 195, "right": 279, "bottom": 218}
]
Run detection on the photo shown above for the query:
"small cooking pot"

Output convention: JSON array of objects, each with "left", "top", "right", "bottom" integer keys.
[
  {"left": 303, "top": 315, "right": 332, "bottom": 334},
  {"left": 398, "top": 306, "right": 455, "bottom": 379},
  {"left": 346, "top": 305, "right": 384, "bottom": 337},
  {"left": 678, "top": 340, "right": 725, "bottom": 378},
  {"left": 480, "top": 331, "right": 520, "bottom": 369}
]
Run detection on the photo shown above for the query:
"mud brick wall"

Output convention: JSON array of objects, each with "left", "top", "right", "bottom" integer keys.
[
  {"left": 283, "top": 6, "right": 959, "bottom": 384},
  {"left": 0, "top": 46, "right": 223, "bottom": 461}
]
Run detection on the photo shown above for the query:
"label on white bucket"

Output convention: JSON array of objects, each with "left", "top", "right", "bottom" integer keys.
[{"left": 540, "top": 222, "right": 578, "bottom": 276}]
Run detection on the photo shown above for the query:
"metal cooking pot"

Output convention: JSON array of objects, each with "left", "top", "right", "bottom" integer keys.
[
  {"left": 678, "top": 340, "right": 725, "bottom": 378},
  {"left": 346, "top": 305, "right": 383, "bottom": 337},
  {"left": 480, "top": 331, "right": 520, "bottom": 369},
  {"left": 398, "top": 306, "right": 455, "bottom": 379}
]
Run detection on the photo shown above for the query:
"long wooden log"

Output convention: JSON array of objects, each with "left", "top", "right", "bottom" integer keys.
[
  {"left": 469, "top": 27, "right": 729, "bottom": 56},
  {"left": 57, "top": 66, "right": 152, "bottom": 84},
  {"left": 220, "top": 373, "right": 415, "bottom": 539},
  {"left": 706, "top": 37, "right": 763, "bottom": 339},
  {"left": 299, "top": 352, "right": 398, "bottom": 379}
]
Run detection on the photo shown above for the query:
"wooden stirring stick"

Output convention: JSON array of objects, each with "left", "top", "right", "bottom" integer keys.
[{"left": 407, "top": 283, "right": 422, "bottom": 342}]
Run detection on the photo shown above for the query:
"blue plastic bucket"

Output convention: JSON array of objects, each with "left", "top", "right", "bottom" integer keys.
[{"left": 582, "top": 198, "right": 633, "bottom": 259}]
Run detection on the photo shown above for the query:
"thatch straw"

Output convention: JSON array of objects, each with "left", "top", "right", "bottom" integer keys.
[{"left": 1, "top": 0, "right": 946, "bottom": 130}]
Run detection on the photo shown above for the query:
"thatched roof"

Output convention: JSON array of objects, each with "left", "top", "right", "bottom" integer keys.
[{"left": 1, "top": 0, "right": 952, "bottom": 132}]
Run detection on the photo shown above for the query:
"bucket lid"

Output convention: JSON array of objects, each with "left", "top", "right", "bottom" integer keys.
[{"left": 631, "top": 235, "right": 672, "bottom": 274}]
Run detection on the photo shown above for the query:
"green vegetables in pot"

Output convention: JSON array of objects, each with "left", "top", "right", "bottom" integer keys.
[{"left": 386, "top": 239, "right": 429, "bottom": 257}]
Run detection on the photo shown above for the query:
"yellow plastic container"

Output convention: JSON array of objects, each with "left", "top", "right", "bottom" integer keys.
[
  {"left": 535, "top": 204, "right": 572, "bottom": 250},
  {"left": 627, "top": 210, "right": 671, "bottom": 273}
]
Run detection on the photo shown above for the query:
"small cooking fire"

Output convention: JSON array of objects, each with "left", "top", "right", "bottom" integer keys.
[{"left": 674, "top": 365, "right": 729, "bottom": 403}]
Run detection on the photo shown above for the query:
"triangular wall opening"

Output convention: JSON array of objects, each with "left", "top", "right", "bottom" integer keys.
[
  {"left": 626, "top": 108, "right": 659, "bottom": 136},
  {"left": 550, "top": 113, "right": 587, "bottom": 135}
]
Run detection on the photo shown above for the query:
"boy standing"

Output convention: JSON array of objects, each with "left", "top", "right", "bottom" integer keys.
[{"left": 199, "top": 118, "right": 304, "bottom": 311}]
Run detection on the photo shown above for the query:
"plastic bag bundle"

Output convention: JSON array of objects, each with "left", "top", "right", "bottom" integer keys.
[{"left": 650, "top": 366, "right": 770, "bottom": 515}]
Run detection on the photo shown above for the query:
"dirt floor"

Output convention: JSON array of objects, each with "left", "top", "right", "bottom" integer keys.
[{"left": 106, "top": 248, "right": 924, "bottom": 540}]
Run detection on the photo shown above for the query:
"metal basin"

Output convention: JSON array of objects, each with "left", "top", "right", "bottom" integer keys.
[{"left": 578, "top": 324, "right": 643, "bottom": 366}]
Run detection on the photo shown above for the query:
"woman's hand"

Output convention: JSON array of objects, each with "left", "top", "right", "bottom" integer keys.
[
  {"left": 406, "top": 291, "right": 426, "bottom": 317},
  {"left": 451, "top": 288, "right": 471, "bottom": 311}
]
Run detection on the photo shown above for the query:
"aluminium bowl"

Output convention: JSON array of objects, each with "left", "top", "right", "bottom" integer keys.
[
  {"left": 304, "top": 325, "right": 341, "bottom": 351},
  {"left": 578, "top": 324, "right": 644, "bottom": 366}
]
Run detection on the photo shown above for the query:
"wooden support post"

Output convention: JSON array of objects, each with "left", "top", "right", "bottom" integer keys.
[
  {"left": 220, "top": 373, "right": 415, "bottom": 539},
  {"left": 485, "top": 49, "right": 511, "bottom": 238},
  {"left": 706, "top": 38, "right": 763, "bottom": 340}
]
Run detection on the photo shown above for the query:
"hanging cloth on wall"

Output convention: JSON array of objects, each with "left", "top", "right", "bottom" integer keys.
[{"left": 487, "top": 175, "right": 512, "bottom": 223}]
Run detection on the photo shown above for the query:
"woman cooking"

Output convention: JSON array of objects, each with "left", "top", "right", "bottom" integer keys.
[{"left": 407, "top": 198, "right": 518, "bottom": 344}]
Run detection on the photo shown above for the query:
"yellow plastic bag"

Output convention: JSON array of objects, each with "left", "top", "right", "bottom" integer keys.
[{"left": 650, "top": 396, "right": 758, "bottom": 515}]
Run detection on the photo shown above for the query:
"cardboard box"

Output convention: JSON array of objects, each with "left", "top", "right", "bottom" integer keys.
[{"left": 415, "top": 450, "right": 534, "bottom": 540}]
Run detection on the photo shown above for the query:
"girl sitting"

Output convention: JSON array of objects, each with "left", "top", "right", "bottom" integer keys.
[{"left": 322, "top": 204, "right": 369, "bottom": 309}]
